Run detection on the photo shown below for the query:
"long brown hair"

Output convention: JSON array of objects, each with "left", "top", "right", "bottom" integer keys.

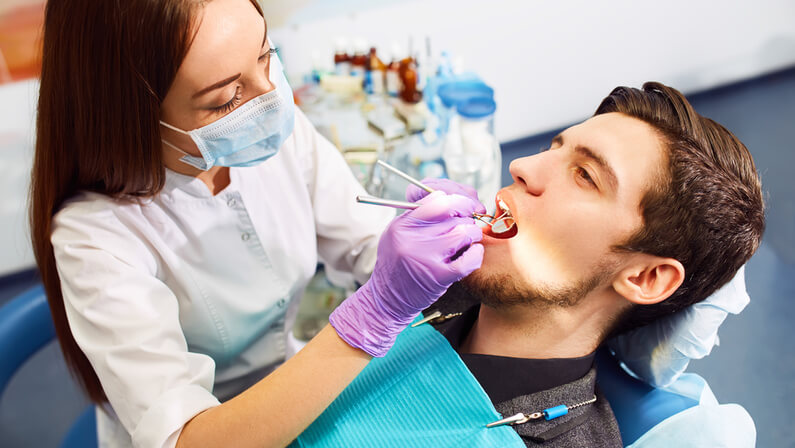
[
  {"left": 597, "top": 82, "right": 765, "bottom": 335},
  {"left": 30, "top": 0, "right": 262, "bottom": 404}
]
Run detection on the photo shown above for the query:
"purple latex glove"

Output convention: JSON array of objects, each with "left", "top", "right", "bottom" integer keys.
[
  {"left": 329, "top": 191, "right": 484, "bottom": 357},
  {"left": 406, "top": 178, "right": 483, "bottom": 210}
]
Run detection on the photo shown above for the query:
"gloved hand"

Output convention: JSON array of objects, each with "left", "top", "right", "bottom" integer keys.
[
  {"left": 329, "top": 191, "right": 485, "bottom": 357},
  {"left": 406, "top": 178, "right": 483, "bottom": 211}
]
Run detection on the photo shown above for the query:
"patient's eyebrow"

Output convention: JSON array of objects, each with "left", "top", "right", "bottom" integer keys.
[{"left": 574, "top": 145, "right": 618, "bottom": 191}]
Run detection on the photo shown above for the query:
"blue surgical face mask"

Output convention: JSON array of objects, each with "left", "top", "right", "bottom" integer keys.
[{"left": 160, "top": 50, "right": 295, "bottom": 171}]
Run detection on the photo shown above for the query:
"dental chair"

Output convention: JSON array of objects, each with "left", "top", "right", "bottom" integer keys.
[
  {"left": 596, "top": 348, "right": 755, "bottom": 447},
  {"left": 598, "top": 266, "right": 756, "bottom": 447},
  {"left": 0, "top": 284, "right": 98, "bottom": 448}
]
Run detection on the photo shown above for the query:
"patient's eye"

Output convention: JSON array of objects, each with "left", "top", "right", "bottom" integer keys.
[{"left": 576, "top": 166, "right": 597, "bottom": 188}]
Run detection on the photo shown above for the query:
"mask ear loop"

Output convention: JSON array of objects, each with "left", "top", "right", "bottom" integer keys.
[
  {"left": 161, "top": 138, "right": 191, "bottom": 157},
  {"left": 159, "top": 120, "right": 190, "bottom": 135},
  {"left": 159, "top": 121, "right": 196, "bottom": 157}
]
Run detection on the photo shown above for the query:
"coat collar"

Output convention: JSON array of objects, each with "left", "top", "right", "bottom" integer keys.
[{"left": 493, "top": 367, "right": 599, "bottom": 441}]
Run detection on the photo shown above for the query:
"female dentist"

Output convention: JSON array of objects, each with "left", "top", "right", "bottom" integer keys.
[{"left": 29, "top": 0, "right": 486, "bottom": 447}]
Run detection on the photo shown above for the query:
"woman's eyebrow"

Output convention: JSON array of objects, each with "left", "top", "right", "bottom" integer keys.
[
  {"left": 193, "top": 21, "right": 267, "bottom": 99},
  {"left": 193, "top": 73, "right": 242, "bottom": 99}
]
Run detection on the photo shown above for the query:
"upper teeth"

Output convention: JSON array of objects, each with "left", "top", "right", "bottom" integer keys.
[{"left": 498, "top": 198, "right": 511, "bottom": 215}]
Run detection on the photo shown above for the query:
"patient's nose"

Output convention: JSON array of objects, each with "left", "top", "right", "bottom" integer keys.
[{"left": 509, "top": 154, "right": 547, "bottom": 197}]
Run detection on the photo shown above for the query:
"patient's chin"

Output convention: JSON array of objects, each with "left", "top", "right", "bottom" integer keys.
[
  {"left": 461, "top": 268, "right": 604, "bottom": 309},
  {"left": 461, "top": 271, "right": 531, "bottom": 308}
]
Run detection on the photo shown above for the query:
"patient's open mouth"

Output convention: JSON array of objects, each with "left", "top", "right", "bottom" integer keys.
[{"left": 485, "top": 196, "right": 518, "bottom": 239}]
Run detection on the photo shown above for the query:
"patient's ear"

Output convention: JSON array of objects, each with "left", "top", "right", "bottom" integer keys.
[{"left": 612, "top": 256, "right": 685, "bottom": 305}]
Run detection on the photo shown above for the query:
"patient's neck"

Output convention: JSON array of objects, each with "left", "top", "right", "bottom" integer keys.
[{"left": 460, "top": 299, "right": 612, "bottom": 359}]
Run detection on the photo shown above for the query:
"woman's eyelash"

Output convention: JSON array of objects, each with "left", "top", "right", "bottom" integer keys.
[
  {"left": 210, "top": 86, "right": 242, "bottom": 114},
  {"left": 259, "top": 47, "right": 278, "bottom": 61},
  {"left": 209, "top": 47, "right": 277, "bottom": 114}
]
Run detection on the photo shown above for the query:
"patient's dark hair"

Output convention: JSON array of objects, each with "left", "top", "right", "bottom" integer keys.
[{"left": 597, "top": 82, "right": 765, "bottom": 335}]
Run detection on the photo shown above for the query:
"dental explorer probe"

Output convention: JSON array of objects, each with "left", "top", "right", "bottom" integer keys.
[
  {"left": 355, "top": 195, "right": 489, "bottom": 223},
  {"left": 372, "top": 160, "right": 495, "bottom": 224},
  {"left": 356, "top": 195, "right": 501, "bottom": 226},
  {"left": 376, "top": 160, "right": 435, "bottom": 194}
]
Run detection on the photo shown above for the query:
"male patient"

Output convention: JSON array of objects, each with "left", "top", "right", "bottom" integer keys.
[
  {"left": 302, "top": 82, "right": 765, "bottom": 447},
  {"left": 417, "top": 81, "right": 765, "bottom": 446}
]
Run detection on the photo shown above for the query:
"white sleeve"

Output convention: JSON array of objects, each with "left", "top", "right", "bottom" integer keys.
[
  {"left": 51, "top": 201, "right": 220, "bottom": 448},
  {"left": 294, "top": 109, "right": 394, "bottom": 284}
]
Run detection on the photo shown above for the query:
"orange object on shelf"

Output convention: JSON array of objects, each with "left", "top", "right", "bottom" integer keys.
[
  {"left": 398, "top": 56, "right": 422, "bottom": 104},
  {"left": 0, "top": 1, "right": 45, "bottom": 84}
]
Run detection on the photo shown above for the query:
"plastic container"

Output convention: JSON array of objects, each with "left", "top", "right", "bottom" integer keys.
[
  {"left": 436, "top": 80, "right": 494, "bottom": 135},
  {"left": 442, "top": 96, "right": 501, "bottom": 212}
]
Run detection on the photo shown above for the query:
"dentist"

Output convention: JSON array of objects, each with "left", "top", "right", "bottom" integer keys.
[{"left": 29, "top": 0, "right": 485, "bottom": 447}]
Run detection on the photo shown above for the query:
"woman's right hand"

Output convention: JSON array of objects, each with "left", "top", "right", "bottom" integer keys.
[{"left": 329, "top": 191, "right": 485, "bottom": 357}]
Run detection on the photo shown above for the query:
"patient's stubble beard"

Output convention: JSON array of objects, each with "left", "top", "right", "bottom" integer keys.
[{"left": 461, "top": 257, "right": 621, "bottom": 310}]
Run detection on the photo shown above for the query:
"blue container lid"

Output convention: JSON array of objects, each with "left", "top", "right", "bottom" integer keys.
[
  {"left": 437, "top": 81, "right": 494, "bottom": 109},
  {"left": 457, "top": 97, "right": 496, "bottom": 119}
]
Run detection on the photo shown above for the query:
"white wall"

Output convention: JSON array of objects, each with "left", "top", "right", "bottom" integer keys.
[
  {"left": 2, "top": 0, "right": 794, "bottom": 275},
  {"left": 0, "top": 79, "right": 38, "bottom": 275},
  {"left": 270, "top": 0, "right": 795, "bottom": 142}
]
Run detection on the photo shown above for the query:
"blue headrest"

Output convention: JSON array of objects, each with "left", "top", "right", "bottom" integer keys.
[{"left": 595, "top": 348, "right": 698, "bottom": 445}]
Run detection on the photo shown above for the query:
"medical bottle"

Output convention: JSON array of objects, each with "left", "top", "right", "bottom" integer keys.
[
  {"left": 442, "top": 97, "right": 501, "bottom": 213},
  {"left": 366, "top": 47, "right": 386, "bottom": 95},
  {"left": 386, "top": 43, "right": 402, "bottom": 97},
  {"left": 350, "top": 39, "right": 368, "bottom": 83},
  {"left": 334, "top": 38, "right": 351, "bottom": 76},
  {"left": 398, "top": 55, "right": 422, "bottom": 104},
  {"left": 309, "top": 51, "right": 323, "bottom": 85}
]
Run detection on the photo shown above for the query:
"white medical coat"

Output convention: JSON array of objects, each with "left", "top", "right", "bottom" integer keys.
[{"left": 50, "top": 110, "right": 393, "bottom": 448}]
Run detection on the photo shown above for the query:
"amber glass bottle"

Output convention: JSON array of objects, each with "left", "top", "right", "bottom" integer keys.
[{"left": 398, "top": 55, "right": 422, "bottom": 103}]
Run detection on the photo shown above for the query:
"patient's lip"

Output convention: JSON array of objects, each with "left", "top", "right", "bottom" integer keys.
[{"left": 486, "top": 192, "right": 517, "bottom": 238}]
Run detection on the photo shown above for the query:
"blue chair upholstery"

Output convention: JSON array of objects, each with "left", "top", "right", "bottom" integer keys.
[
  {"left": 596, "top": 347, "right": 698, "bottom": 446},
  {"left": 0, "top": 283, "right": 98, "bottom": 448}
]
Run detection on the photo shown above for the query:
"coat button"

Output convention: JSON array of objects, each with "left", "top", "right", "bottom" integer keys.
[
  {"left": 227, "top": 198, "right": 237, "bottom": 207},
  {"left": 241, "top": 232, "right": 250, "bottom": 241}
]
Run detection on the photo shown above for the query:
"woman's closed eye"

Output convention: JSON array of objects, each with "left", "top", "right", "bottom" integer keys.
[
  {"left": 210, "top": 86, "right": 243, "bottom": 114},
  {"left": 259, "top": 47, "right": 277, "bottom": 62}
]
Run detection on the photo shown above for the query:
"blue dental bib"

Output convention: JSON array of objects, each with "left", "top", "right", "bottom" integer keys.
[{"left": 290, "top": 320, "right": 524, "bottom": 447}]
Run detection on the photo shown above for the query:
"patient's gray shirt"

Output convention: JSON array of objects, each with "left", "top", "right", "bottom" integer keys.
[{"left": 430, "top": 304, "right": 622, "bottom": 447}]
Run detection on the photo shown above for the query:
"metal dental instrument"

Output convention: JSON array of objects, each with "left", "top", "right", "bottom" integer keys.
[
  {"left": 376, "top": 160, "right": 434, "bottom": 194},
  {"left": 356, "top": 195, "right": 421, "bottom": 211},
  {"left": 368, "top": 160, "right": 496, "bottom": 225},
  {"left": 490, "top": 210, "right": 514, "bottom": 234},
  {"left": 356, "top": 195, "right": 495, "bottom": 225}
]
